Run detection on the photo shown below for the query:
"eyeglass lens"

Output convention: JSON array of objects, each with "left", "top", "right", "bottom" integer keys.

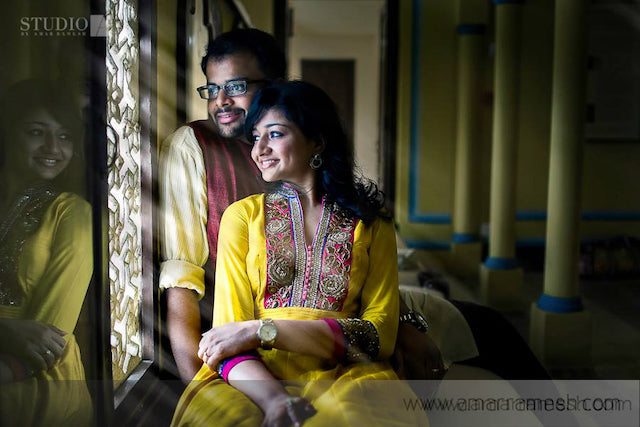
[{"left": 198, "top": 80, "right": 248, "bottom": 99}]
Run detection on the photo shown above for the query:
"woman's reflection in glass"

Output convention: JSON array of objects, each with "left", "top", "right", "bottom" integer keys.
[{"left": 0, "top": 79, "right": 93, "bottom": 425}]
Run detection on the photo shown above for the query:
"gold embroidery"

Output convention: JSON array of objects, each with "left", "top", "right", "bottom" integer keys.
[
  {"left": 302, "top": 202, "right": 330, "bottom": 308},
  {"left": 314, "top": 206, "right": 354, "bottom": 310},
  {"left": 264, "top": 186, "right": 356, "bottom": 310},
  {"left": 264, "top": 192, "right": 296, "bottom": 308},
  {"left": 335, "top": 318, "right": 380, "bottom": 362}
]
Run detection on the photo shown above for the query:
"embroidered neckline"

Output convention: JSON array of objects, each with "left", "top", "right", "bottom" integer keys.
[{"left": 264, "top": 187, "right": 356, "bottom": 311}]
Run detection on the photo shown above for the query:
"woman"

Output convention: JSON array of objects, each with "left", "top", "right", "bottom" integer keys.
[
  {"left": 0, "top": 79, "right": 93, "bottom": 425},
  {"left": 172, "top": 81, "right": 428, "bottom": 426}
]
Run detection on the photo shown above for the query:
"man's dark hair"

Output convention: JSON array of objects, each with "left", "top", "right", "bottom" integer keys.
[{"left": 201, "top": 29, "right": 286, "bottom": 80}]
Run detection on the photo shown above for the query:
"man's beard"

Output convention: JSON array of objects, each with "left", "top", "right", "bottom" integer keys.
[{"left": 213, "top": 108, "right": 245, "bottom": 139}]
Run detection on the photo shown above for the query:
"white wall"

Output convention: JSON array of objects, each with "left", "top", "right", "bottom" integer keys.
[
  {"left": 289, "top": 33, "right": 381, "bottom": 183},
  {"left": 288, "top": 0, "right": 384, "bottom": 184}
]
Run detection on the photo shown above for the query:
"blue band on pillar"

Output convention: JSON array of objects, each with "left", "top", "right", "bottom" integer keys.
[
  {"left": 452, "top": 233, "right": 480, "bottom": 243},
  {"left": 484, "top": 257, "right": 519, "bottom": 270},
  {"left": 493, "top": 0, "right": 524, "bottom": 4},
  {"left": 537, "top": 294, "right": 583, "bottom": 313},
  {"left": 456, "top": 24, "right": 486, "bottom": 35}
]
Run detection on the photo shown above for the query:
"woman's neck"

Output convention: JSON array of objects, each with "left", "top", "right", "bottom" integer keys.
[{"left": 282, "top": 181, "right": 322, "bottom": 206}]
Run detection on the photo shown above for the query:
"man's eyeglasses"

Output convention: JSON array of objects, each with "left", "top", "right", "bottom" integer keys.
[{"left": 196, "top": 79, "right": 268, "bottom": 100}]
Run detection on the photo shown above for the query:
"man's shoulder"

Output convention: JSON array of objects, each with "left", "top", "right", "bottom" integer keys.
[{"left": 162, "top": 124, "right": 198, "bottom": 150}]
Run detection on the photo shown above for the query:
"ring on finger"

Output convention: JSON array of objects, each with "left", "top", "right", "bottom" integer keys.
[{"left": 45, "top": 349, "right": 53, "bottom": 357}]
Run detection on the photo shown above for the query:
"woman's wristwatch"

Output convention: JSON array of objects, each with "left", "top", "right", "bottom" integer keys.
[
  {"left": 256, "top": 319, "right": 278, "bottom": 350},
  {"left": 399, "top": 311, "right": 429, "bottom": 333}
]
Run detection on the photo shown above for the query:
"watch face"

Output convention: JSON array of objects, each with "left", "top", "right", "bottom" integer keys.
[{"left": 261, "top": 323, "right": 277, "bottom": 341}]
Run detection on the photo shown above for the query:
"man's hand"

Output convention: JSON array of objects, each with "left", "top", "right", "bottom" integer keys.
[
  {"left": 0, "top": 319, "right": 66, "bottom": 372},
  {"left": 393, "top": 322, "right": 446, "bottom": 380},
  {"left": 198, "top": 320, "right": 260, "bottom": 370}
]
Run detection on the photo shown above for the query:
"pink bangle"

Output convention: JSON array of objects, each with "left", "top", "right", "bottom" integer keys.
[
  {"left": 322, "top": 319, "right": 346, "bottom": 360},
  {"left": 218, "top": 355, "right": 261, "bottom": 382}
]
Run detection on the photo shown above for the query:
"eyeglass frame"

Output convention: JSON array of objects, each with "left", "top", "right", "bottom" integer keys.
[{"left": 196, "top": 78, "right": 269, "bottom": 100}]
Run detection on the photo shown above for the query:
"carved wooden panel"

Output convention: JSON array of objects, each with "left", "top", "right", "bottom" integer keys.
[{"left": 106, "top": 0, "right": 142, "bottom": 386}]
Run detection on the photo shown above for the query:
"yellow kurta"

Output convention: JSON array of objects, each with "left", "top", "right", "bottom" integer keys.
[
  {"left": 0, "top": 192, "right": 93, "bottom": 426},
  {"left": 172, "top": 191, "right": 428, "bottom": 426}
]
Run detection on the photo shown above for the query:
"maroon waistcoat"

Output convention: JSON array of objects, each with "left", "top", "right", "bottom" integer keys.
[{"left": 188, "top": 120, "right": 262, "bottom": 326}]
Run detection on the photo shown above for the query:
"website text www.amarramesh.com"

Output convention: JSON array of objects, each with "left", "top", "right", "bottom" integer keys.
[{"left": 404, "top": 395, "right": 633, "bottom": 412}]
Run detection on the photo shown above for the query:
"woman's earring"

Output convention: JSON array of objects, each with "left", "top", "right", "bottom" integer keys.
[{"left": 309, "top": 153, "right": 323, "bottom": 170}]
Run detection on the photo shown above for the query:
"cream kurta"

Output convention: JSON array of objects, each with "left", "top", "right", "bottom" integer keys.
[{"left": 158, "top": 126, "right": 209, "bottom": 298}]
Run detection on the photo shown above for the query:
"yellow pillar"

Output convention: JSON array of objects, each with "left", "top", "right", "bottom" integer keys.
[
  {"left": 530, "top": 0, "right": 591, "bottom": 367},
  {"left": 479, "top": 0, "right": 523, "bottom": 309},
  {"left": 451, "top": 23, "right": 486, "bottom": 278}
]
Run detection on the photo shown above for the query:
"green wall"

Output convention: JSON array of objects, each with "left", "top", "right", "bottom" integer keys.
[{"left": 395, "top": 0, "right": 640, "bottom": 248}]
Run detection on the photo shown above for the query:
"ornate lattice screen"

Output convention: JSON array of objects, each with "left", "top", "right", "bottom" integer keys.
[{"left": 106, "top": 0, "right": 142, "bottom": 387}]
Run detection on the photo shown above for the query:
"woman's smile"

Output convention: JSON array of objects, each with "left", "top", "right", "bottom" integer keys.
[
  {"left": 258, "top": 158, "right": 279, "bottom": 169},
  {"left": 250, "top": 108, "right": 319, "bottom": 188}
]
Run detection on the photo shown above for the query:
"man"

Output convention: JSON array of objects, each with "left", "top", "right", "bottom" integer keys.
[{"left": 159, "top": 29, "right": 285, "bottom": 382}]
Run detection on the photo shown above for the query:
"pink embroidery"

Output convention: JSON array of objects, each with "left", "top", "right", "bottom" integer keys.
[
  {"left": 315, "top": 208, "right": 355, "bottom": 311},
  {"left": 264, "top": 186, "right": 356, "bottom": 310}
]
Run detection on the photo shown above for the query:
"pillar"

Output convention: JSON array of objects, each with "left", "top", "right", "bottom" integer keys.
[
  {"left": 451, "top": 23, "right": 486, "bottom": 278},
  {"left": 479, "top": 0, "right": 524, "bottom": 309},
  {"left": 530, "top": 0, "right": 591, "bottom": 367}
]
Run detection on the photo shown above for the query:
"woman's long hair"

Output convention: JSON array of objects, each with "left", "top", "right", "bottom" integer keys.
[{"left": 245, "top": 80, "right": 389, "bottom": 225}]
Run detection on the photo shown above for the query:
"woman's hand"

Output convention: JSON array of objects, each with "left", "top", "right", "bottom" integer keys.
[
  {"left": 0, "top": 319, "right": 67, "bottom": 372},
  {"left": 262, "top": 395, "right": 317, "bottom": 427},
  {"left": 198, "top": 320, "right": 260, "bottom": 370}
]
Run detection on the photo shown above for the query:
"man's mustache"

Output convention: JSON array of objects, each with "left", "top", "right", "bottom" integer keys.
[{"left": 215, "top": 107, "right": 244, "bottom": 116}]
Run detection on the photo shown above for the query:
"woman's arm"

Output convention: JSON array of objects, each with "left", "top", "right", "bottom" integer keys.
[
  {"left": 357, "top": 219, "right": 400, "bottom": 359},
  {"left": 199, "top": 319, "right": 336, "bottom": 370},
  {"left": 227, "top": 360, "right": 316, "bottom": 426},
  {"left": 29, "top": 194, "right": 92, "bottom": 335}
]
